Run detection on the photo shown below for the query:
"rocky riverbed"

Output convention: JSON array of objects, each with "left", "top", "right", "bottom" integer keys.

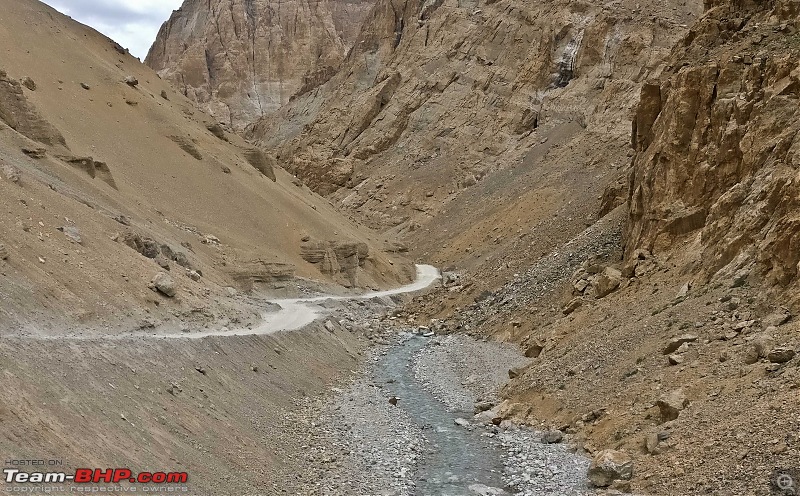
[{"left": 286, "top": 326, "right": 597, "bottom": 495}]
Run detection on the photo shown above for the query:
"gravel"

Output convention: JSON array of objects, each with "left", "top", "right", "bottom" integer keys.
[
  {"left": 412, "top": 333, "right": 595, "bottom": 496},
  {"left": 289, "top": 323, "right": 596, "bottom": 495},
  {"left": 413, "top": 334, "right": 529, "bottom": 412}
]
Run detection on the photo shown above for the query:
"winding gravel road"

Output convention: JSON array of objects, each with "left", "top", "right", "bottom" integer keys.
[{"left": 162, "top": 264, "right": 441, "bottom": 338}]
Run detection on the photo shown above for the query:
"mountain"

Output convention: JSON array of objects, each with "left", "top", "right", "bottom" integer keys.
[
  {"left": 145, "top": 0, "right": 376, "bottom": 130},
  {"left": 0, "top": 0, "right": 411, "bottom": 335},
  {"left": 244, "top": 0, "right": 702, "bottom": 290},
  {"left": 6, "top": 0, "right": 800, "bottom": 493}
]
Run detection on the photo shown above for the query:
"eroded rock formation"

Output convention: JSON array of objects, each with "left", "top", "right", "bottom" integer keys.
[
  {"left": 247, "top": 0, "right": 701, "bottom": 233},
  {"left": 301, "top": 239, "right": 369, "bottom": 287},
  {"left": 146, "top": 0, "right": 375, "bottom": 130},
  {"left": 626, "top": 0, "right": 800, "bottom": 294}
]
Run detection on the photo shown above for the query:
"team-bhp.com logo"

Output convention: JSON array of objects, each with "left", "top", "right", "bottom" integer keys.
[{"left": 4, "top": 468, "right": 188, "bottom": 484}]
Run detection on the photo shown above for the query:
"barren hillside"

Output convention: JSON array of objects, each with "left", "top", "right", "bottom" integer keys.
[
  {"left": 0, "top": 0, "right": 412, "bottom": 335},
  {"left": 245, "top": 0, "right": 703, "bottom": 292},
  {"left": 4, "top": 0, "right": 800, "bottom": 494}
]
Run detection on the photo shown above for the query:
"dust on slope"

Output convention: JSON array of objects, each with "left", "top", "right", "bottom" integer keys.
[{"left": 0, "top": 0, "right": 413, "bottom": 336}]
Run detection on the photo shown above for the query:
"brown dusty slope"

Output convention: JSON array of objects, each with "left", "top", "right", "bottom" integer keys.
[{"left": 0, "top": 0, "right": 413, "bottom": 336}]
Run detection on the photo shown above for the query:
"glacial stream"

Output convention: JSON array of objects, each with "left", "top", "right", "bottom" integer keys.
[{"left": 376, "top": 335, "right": 511, "bottom": 496}]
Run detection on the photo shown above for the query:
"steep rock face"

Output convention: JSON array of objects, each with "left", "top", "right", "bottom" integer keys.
[
  {"left": 626, "top": 0, "right": 800, "bottom": 293},
  {"left": 248, "top": 0, "right": 701, "bottom": 236},
  {"left": 145, "top": 0, "right": 375, "bottom": 130},
  {"left": 301, "top": 239, "right": 370, "bottom": 286}
]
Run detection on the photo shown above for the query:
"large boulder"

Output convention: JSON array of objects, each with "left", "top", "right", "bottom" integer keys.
[
  {"left": 593, "top": 267, "right": 623, "bottom": 298},
  {"left": 150, "top": 273, "right": 177, "bottom": 297},
  {"left": 588, "top": 449, "right": 633, "bottom": 487},
  {"left": 663, "top": 334, "right": 699, "bottom": 354},
  {"left": 767, "top": 347, "right": 796, "bottom": 364},
  {"left": 657, "top": 389, "right": 689, "bottom": 423}
]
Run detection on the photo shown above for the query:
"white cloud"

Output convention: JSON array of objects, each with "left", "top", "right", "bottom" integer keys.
[{"left": 41, "top": 0, "right": 184, "bottom": 59}]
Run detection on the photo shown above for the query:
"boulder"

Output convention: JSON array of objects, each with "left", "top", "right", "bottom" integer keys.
[
  {"left": 57, "top": 226, "right": 82, "bottom": 244},
  {"left": 121, "top": 232, "right": 160, "bottom": 259},
  {"left": 154, "top": 255, "right": 171, "bottom": 270},
  {"left": 206, "top": 122, "right": 228, "bottom": 141},
  {"left": 20, "top": 76, "right": 36, "bottom": 91},
  {"left": 764, "top": 311, "right": 792, "bottom": 327},
  {"left": 542, "top": 430, "right": 564, "bottom": 444},
  {"left": 593, "top": 267, "right": 623, "bottom": 298},
  {"left": 0, "top": 243, "right": 8, "bottom": 260},
  {"left": 454, "top": 418, "right": 472, "bottom": 429},
  {"left": 668, "top": 354, "right": 684, "bottom": 366},
  {"left": 442, "top": 271, "right": 459, "bottom": 286},
  {"left": 588, "top": 449, "right": 633, "bottom": 487},
  {"left": 562, "top": 297, "right": 583, "bottom": 315},
  {"left": 474, "top": 401, "right": 494, "bottom": 414},
  {"left": 524, "top": 343, "right": 544, "bottom": 358},
  {"left": 644, "top": 433, "right": 661, "bottom": 454},
  {"left": 744, "top": 335, "right": 773, "bottom": 364},
  {"left": 508, "top": 367, "right": 523, "bottom": 379},
  {"left": 151, "top": 273, "right": 176, "bottom": 297},
  {"left": 767, "top": 347, "right": 796, "bottom": 364},
  {"left": 656, "top": 389, "right": 689, "bottom": 423},
  {"left": 573, "top": 279, "right": 590, "bottom": 293},
  {"left": 1, "top": 164, "right": 21, "bottom": 183},
  {"left": 663, "top": 334, "right": 698, "bottom": 354},
  {"left": 124, "top": 76, "right": 139, "bottom": 87}
]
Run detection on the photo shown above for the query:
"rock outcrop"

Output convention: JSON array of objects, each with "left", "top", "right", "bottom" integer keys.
[
  {"left": 145, "top": 0, "right": 375, "bottom": 130},
  {"left": 0, "top": 69, "right": 67, "bottom": 148},
  {"left": 246, "top": 0, "right": 702, "bottom": 234},
  {"left": 301, "top": 239, "right": 370, "bottom": 287},
  {"left": 588, "top": 449, "right": 634, "bottom": 487},
  {"left": 625, "top": 0, "right": 800, "bottom": 300}
]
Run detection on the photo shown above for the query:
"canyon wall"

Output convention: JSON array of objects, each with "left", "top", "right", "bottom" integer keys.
[
  {"left": 626, "top": 0, "right": 800, "bottom": 299},
  {"left": 146, "top": 0, "right": 375, "bottom": 130}
]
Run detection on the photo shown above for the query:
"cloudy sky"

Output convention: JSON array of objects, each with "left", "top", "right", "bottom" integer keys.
[{"left": 42, "top": 0, "right": 184, "bottom": 59}]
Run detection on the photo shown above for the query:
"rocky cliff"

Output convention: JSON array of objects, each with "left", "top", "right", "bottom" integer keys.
[
  {"left": 145, "top": 0, "right": 375, "bottom": 130},
  {"left": 242, "top": 0, "right": 701, "bottom": 290},
  {"left": 626, "top": 0, "right": 800, "bottom": 299}
]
